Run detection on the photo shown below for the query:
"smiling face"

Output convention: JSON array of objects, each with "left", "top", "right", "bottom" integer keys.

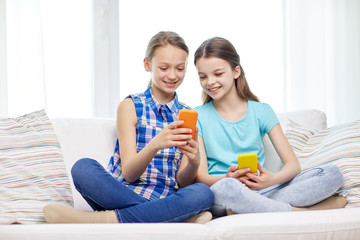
[
  {"left": 195, "top": 57, "right": 240, "bottom": 102},
  {"left": 144, "top": 45, "right": 187, "bottom": 103}
]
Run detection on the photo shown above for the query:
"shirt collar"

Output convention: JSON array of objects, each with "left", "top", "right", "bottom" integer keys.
[
  {"left": 144, "top": 86, "right": 181, "bottom": 115},
  {"left": 144, "top": 86, "right": 181, "bottom": 113}
]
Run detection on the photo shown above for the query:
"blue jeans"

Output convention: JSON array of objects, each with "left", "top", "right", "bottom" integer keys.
[
  {"left": 210, "top": 164, "right": 343, "bottom": 216},
  {"left": 71, "top": 158, "right": 213, "bottom": 223}
]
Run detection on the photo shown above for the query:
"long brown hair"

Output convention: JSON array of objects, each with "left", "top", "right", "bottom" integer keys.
[
  {"left": 194, "top": 37, "right": 259, "bottom": 104},
  {"left": 146, "top": 31, "right": 189, "bottom": 87}
]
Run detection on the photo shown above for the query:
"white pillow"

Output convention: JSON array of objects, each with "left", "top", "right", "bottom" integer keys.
[
  {"left": 0, "top": 110, "right": 73, "bottom": 224},
  {"left": 286, "top": 120, "right": 360, "bottom": 208}
]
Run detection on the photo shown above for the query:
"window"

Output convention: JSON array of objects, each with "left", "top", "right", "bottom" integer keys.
[
  {"left": 119, "top": 0, "right": 284, "bottom": 112},
  {"left": 3, "top": 0, "right": 284, "bottom": 118},
  {"left": 5, "top": 0, "right": 92, "bottom": 118}
]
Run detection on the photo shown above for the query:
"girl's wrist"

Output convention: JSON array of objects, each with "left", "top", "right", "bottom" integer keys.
[
  {"left": 187, "top": 158, "right": 200, "bottom": 168},
  {"left": 272, "top": 172, "right": 287, "bottom": 186},
  {"left": 146, "top": 139, "right": 160, "bottom": 154}
]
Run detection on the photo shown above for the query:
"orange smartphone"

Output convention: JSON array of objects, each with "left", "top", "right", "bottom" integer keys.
[
  {"left": 178, "top": 109, "right": 198, "bottom": 139},
  {"left": 238, "top": 153, "right": 258, "bottom": 175}
]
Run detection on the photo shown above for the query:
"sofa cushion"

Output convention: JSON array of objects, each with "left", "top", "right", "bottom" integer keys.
[
  {"left": 0, "top": 222, "right": 217, "bottom": 240},
  {"left": 206, "top": 208, "right": 360, "bottom": 240},
  {"left": 0, "top": 110, "right": 73, "bottom": 224},
  {"left": 286, "top": 119, "right": 360, "bottom": 207}
]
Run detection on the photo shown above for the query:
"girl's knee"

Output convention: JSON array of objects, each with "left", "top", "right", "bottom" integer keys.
[
  {"left": 210, "top": 178, "right": 246, "bottom": 203},
  {"left": 211, "top": 178, "right": 242, "bottom": 194},
  {"left": 324, "top": 164, "right": 343, "bottom": 188},
  {"left": 71, "top": 158, "right": 96, "bottom": 181},
  {"left": 193, "top": 183, "right": 214, "bottom": 207},
  {"left": 181, "top": 183, "right": 213, "bottom": 209}
]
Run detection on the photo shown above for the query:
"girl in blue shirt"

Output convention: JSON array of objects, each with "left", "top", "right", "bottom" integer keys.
[{"left": 194, "top": 37, "right": 347, "bottom": 216}]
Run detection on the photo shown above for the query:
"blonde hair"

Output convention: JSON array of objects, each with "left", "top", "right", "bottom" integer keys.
[{"left": 194, "top": 37, "right": 259, "bottom": 104}]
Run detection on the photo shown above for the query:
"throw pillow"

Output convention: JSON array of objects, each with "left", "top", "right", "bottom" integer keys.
[
  {"left": 286, "top": 120, "right": 360, "bottom": 208},
  {"left": 0, "top": 110, "right": 73, "bottom": 224}
]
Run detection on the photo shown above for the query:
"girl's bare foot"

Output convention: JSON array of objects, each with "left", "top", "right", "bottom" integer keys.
[{"left": 291, "top": 195, "right": 347, "bottom": 211}]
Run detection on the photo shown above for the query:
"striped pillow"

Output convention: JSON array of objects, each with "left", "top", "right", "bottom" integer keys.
[
  {"left": 0, "top": 110, "right": 73, "bottom": 224},
  {"left": 286, "top": 120, "right": 360, "bottom": 208}
]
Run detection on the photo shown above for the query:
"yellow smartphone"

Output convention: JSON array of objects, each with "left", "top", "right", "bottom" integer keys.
[
  {"left": 178, "top": 109, "right": 198, "bottom": 140},
  {"left": 238, "top": 153, "right": 258, "bottom": 175}
]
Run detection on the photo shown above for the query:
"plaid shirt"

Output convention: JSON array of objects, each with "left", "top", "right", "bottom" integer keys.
[{"left": 107, "top": 86, "right": 190, "bottom": 200}]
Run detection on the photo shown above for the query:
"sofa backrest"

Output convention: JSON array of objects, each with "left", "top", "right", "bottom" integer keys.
[
  {"left": 51, "top": 109, "right": 327, "bottom": 210},
  {"left": 264, "top": 109, "right": 327, "bottom": 172},
  {"left": 51, "top": 118, "right": 117, "bottom": 210}
]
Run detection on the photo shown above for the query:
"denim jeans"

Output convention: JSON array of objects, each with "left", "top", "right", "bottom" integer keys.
[
  {"left": 71, "top": 158, "right": 213, "bottom": 223},
  {"left": 210, "top": 164, "right": 343, "bottom": 216}
]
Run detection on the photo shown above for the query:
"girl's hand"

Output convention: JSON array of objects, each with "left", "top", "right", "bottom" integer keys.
[
  {"left": 176, "top": 128, "right": 201, "bottom": 187},
  {"left": 240, "top": 162, "right": 276, "bottom": 190},
  {"left": 178, "top": 128, "right": 200, "bottom": 166},
  {"left": 226, "top": 166, "right": 251, "bottom": 180},
  {"left": 150, "top": 120, "right": 192, "bottom": 152}
]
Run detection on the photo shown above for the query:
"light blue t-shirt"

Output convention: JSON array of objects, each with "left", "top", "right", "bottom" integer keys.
[{"left": 194, "top": 100, "right": 279, "bottom": 176}]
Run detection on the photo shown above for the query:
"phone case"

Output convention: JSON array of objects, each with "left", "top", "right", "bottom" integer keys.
[
  {"left": 238, "top": 153, "right": 258, "bottom": 173},
  {"left": 178, "top": 109, "right": 198, "bottom": 139}
]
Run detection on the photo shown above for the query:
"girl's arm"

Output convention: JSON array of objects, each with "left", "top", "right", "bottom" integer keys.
[
  {"left": 176, "top": 135, "right": 200, "bottom": 187},
  {"left": 241, "top": 124, "right": 301, "bottom": 190},
  {"left": 176, "top": 129, "right": 200, "bottom": 187},
  {"left": 195, "top": 136, "right": 223, "bottom": 186},
  {"left": 117, "top": 98, "right": 156, "bottom": 182},
  {"left": 195, "top": 136, "right": 250, "bottom": 187},
  {"left": 269, "top": 124, "right": 301, "bottom": 183},
  {"left": 117, "top": 98, "right": 192, "bottom": 183}
]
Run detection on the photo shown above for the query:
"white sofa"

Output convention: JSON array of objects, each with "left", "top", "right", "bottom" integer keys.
[{"left": 1, "top": 109, "right": 360, "bottom": 240}]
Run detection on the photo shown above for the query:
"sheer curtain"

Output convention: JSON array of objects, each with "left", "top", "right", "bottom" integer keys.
[
  {"left": 284, "top": 0, "right": 360, "bottom": 126},
  {"left": 6, "top": 0, "right": 47, "bottom": 117},
  {"left": 3, "top": 0, "right": 92, "bottom": 118},
  {"left": 0, "top": 0, "right": 7, "bottom": 117}
]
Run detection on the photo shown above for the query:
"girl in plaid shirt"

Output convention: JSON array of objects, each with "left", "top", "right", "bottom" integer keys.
[{"left": 43, "top": 31, "right": 213, "bottom": 223}]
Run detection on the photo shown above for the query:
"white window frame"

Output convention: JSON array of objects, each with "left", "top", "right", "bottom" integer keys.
[{"left": 93, "top": 0, "right": 119, "bottom": 118}]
